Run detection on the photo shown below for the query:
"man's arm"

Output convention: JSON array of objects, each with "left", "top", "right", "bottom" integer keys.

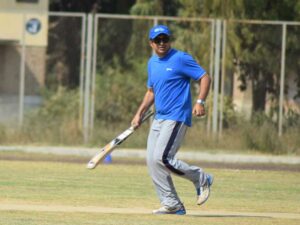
[
  {"left": 193, "top": 74, "right": 211, "bottom": 117},
  {"left": 131, "top": 88, "right": 154, "bottom": 128}
]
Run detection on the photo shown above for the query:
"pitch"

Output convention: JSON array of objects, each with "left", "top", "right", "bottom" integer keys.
[{"left": 0, "top": 152, "right": 299, "bottom": 225}]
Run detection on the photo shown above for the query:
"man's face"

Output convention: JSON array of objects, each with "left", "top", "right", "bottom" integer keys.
[{"left": 150, "top": 34, "right": 171, "bottom": 57}]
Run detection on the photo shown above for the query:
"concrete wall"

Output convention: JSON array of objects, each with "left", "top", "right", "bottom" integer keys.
[
  {"left": 0, "top": 0, "right": 48, "bottom": 123},
  {"left": 0, "top": 0, "right": 48, "bottom": 12}
]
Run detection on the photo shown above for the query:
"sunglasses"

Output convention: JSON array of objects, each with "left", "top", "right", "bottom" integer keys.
[{"left": 153, "top": 36, "right": 170, "bottom": 44}]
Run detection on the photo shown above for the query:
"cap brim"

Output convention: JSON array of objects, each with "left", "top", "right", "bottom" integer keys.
[{"left": 150, "top": 32, "right": 170, "bottom": 40}]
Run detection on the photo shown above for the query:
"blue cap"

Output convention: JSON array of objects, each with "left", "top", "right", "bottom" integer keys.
[{"left": 149, "top": 25, "right": 171, "bottom": 40}]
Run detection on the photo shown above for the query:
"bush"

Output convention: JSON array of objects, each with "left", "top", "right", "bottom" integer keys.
[
  {"left": 242, "top": 121, "right": 283, "bottom": 154},
  {"left": 19, "top": 87, "right": 82, "bottom": 145},
  {"left": 94, "top": 58, "right": 148, "bottom": 125}
]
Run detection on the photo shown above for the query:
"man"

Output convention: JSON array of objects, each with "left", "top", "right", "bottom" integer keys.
[{"left": 131, "top": 24, "right": 213, "bottom": 215}]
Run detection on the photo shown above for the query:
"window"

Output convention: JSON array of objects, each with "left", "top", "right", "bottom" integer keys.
[{"left": 16, "top": 0, "right": 39, "bottom": 3}]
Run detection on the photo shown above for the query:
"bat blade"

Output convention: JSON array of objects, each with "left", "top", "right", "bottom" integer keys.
[
  {"left": 86, "top": 127, "right": 134, "bottom": 169},
  {"left": 86, "top": 111, "right": 154, "bottom": 169}
]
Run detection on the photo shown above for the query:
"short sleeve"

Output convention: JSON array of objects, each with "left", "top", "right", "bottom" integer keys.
[
  {"left": 147, "top": 60, "right": 153, "bottom": 88},
  {"left": 181, "top": 52, "right": 206, "bottom": 81}
]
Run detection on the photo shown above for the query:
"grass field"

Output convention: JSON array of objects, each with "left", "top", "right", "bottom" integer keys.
[{"left": 0, "top": 152, "right": 299, "bottom": 225}]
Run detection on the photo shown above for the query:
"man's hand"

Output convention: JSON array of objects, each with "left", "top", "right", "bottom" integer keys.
[
  {"left": 131, "top": 89, "right": 154, "bottom": 128},
  {"left": 193, "top": 74, "right": 210, "bottom": 117},
  {"left": 131, "top": 114, "right": 142, "bottom": 129},
  {"left": 192, "top": 103, "right": 206, "bottom": 117}
]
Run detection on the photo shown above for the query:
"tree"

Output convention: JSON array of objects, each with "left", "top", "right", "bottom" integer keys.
[
  {"left": 234, "top": 0, "right": 300, "bottom": 114},
  {"left": 48, "top": 0, "right": 135, "bottom": 89}
]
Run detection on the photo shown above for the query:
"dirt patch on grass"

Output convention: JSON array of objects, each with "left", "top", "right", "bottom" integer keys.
[{"left": 0, "top": 203, "right": 299, "bottom": 219}]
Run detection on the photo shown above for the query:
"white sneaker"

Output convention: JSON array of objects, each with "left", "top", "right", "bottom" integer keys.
[
  {"left": 197, "top": 174, "right": 213, "bottom": 205},
  {"left": 152, "top": 205, "right": 186, "bottom": 215}
]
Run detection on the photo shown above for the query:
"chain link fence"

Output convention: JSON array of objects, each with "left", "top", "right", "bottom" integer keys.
[{"left": 0, "top": 12, "right": 299, "bottom": 152}]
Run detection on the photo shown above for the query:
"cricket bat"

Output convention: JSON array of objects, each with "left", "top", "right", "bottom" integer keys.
[{"left": 86, "top": 111, "right": 154, "bottom": 169}]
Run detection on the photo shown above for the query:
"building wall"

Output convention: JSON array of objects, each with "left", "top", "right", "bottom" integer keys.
[
  {"left": 0, "top": 0, "right": 48, "bottom": 123},
  {"left": 0, "top": 0, "right": 48, "bottom": 12},
  {"left": 0, "top": 12, "right": 48, "bottom": 46},
  {"left": 0, "top": 45, "right": 20, "bottom": 94},
  {"left": 0, "top": 0, "right": 48, "bottom": 92}
]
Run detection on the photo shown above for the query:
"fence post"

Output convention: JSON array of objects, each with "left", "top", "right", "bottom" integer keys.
[
  {"left": 90, "top": 13, "right": 98, "bottom": 134},
  {"left": 79, "top": 14, "right": 87, "bottom": 131},
  {"left": 218, "top": 20, "right": 227, "bottom": 137},
  {"left": 19, "top": 13, "right": 26, "bottom": 128},
  {"left": 83, "top": 13, "right": 94, "bottom": 143},
  {"left": 278, "top": 23, "right": 287, "bottom": 136},
  {"left": 212, "top": 19, "right": 222, "bottom": 136},
  {"left": 206, "top": 20, "right": 215, "bottom": 135}
]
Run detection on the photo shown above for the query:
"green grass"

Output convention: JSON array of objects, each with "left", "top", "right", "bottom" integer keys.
[
  {"left": 0, "top": 211, "right": 297, "bottom": 225},
  {"left": 0, "top": 157, "right": 299, "bottom": 225}
]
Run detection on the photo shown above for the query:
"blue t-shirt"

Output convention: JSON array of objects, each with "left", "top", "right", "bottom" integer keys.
[{"left": 147, "top": 48, "right": 206, "bottom": 126}]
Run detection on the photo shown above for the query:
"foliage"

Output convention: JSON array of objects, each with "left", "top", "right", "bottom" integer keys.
[
  {"left": 178, "top": 0, "right": 300, "bottom": 117},
  {"left": 96, "top": 19, "right": 134, "bottom": 70},
  {"left": 47, "top": 16, "right": 82, "bottom": 89},
  {"left": 94, "top": 59, "right": 148, "bottom": 125},
  {"left": 130, "top": 0, "right": 163, "bottom": 15},
  {"left": 19, "top": 88, "right": 82, "bottom": 145},
  {"left": 35, "top": 87, "right": 79, "bottom": 119},
  {"left": 241, "top": 113, "right": 283, "bottom": 154},
  {"left": 49, "top": 0, "right": 135, "bottom": 14},
  {"left": 0, "top": 124, "right": 6, "bottom": 143},
  {"left": 0, "top": 87, "right": 299, "bottom": 154},
  {"left": 47, "top": 0, "right": 300, "bottom": 119},
  {"left": 285, "top": 108, "right": 300, "bottom": 128},
  {"left": 48, "top": 0, "right": 136, "bottom": 90},
  {"left": 130, "top": 0, "right": 179, "bottom": 16},
  {"left": 231, "top": 1, "right": 300, "bottom": 114},
  {"left": 3, "top": 0, "right": 299, "bottom": 153},
  {"left": 221, "top": 96, "right": 237, "bottom": 128}
]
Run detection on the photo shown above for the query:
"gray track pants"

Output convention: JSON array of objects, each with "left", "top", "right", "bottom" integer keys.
[{"left": 147, "top": 119, "right": 207, "bottom": 208}]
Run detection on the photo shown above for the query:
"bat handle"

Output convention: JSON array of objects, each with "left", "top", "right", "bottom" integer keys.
[
  {"left": 132, "top": 111, "right": 154, "bottom": 130},
  {"left": 141, "top": 111, "right": 154, "bottom": 123}
]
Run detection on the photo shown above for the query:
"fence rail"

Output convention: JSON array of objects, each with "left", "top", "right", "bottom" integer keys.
[{"left": 0, "top": 12, "right": 299, "bottom": 146}]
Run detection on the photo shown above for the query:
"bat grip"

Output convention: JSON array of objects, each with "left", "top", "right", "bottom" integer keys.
[{"left": 141, "top": 111, "right": 154, "bottom": 123}]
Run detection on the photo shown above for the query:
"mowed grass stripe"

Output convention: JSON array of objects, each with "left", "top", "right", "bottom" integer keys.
[
  {"left": 0, "top": 203, "right": 300, "bottom": 219},
  {"left": 0, "top": 159, "right": 299, "bottom": 225}
]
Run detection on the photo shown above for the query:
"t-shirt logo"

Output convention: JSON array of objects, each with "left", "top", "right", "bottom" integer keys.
[
  {"left": 154, "top": 28, "right": 165, "bottom": 33},
  {"left": 26, "top": 18, "right": 41, "bottom": 35}
]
